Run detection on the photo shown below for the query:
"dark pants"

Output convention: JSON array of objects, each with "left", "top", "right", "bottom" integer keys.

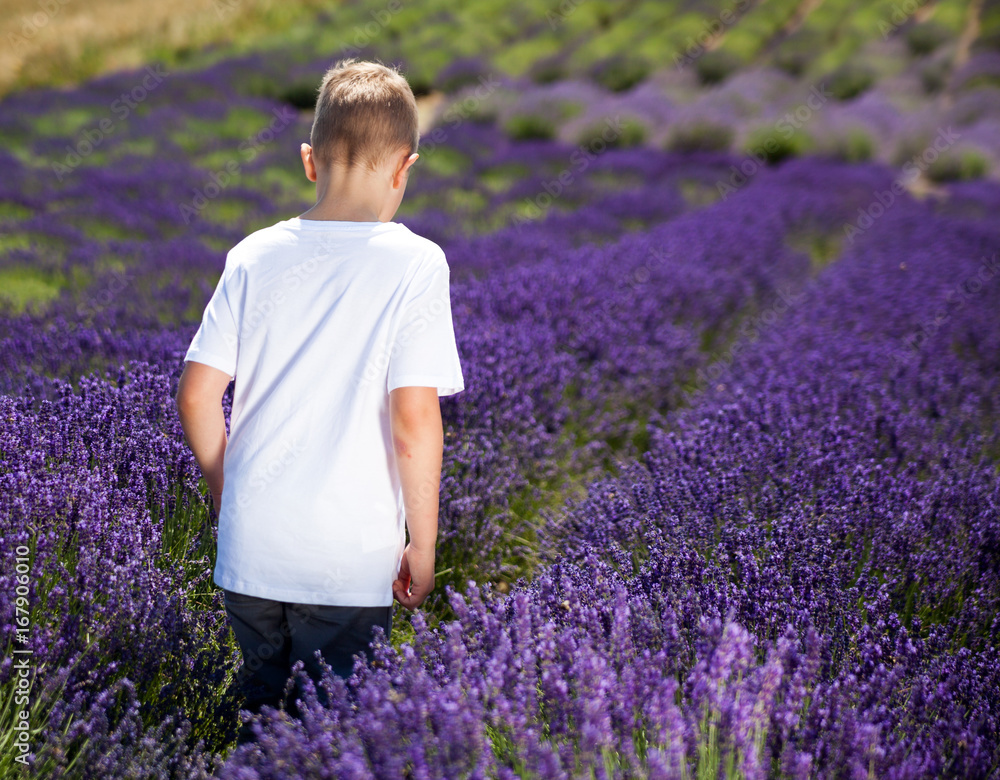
[{"left": 223, "top": 588, "right": 393, "bottom": 716}]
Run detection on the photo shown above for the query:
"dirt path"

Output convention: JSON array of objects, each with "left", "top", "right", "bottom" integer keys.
[
  {"left": 416, "top": 92, "right": 446, "bottom": 135},
  {"left": 940, "top": 0, "right": 983, "bottom": 109}
]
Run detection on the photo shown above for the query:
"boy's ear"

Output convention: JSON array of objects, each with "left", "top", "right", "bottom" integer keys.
[
  {"left": 301, "top": 143, "right": 318, "bottom": 183},
  {"left": 393, "top": 151, "right": 419, "bottom": 188}
]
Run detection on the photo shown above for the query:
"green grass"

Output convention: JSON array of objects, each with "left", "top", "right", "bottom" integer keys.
[
  {"left": 30, "top": 108, "right": 102, "bottom": 138},
  {"left": 416, "top": 145, "right": 470, "bottom": 177},
  {"left": 243, "top": 162, "right": 314, "bottom": 207},
  {"left": 742, "top": 123, "right": 814, "bottom": 165},
  {"left": 0, "top": 233, "right": 35, "bottom": 253},
  {"left": 504, "top": 113, "right": 558, "bottom": 141},
  {"left": 172, "top": 107, "right": 281, "bottom": 155},
  {"left": 0, "top": 266, "right": 65, "bottom": 314},
  {"left": 926, "top": 147, "right": 991, "bottom": 182},
  {"left": 0, "top": 203, "right": 32, "bottom": 221},
  {"left": 493, "top": 37, "right": 565, "bottom": 77},
  {"left": 676, "top": 178, "right": 726, "bottom": 209},
  {"left": 478, "top": 163, "right": 531, "bottom": 193},
  {"left": 785, "top": 226, "right": 843, "bottom": 271},
  {"left": 193, "top": 197, "right": 261, "bottom": 228}
]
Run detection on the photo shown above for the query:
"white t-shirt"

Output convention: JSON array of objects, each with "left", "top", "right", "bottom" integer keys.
[{"left": 183, "top": 217, "right": 464, "bottom": 607}]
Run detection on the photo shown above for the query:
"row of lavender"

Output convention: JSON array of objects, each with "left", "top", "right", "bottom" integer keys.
[
  {"left": 215, "top": 170, "right": 1000, "bottom": 777},
  {"left": 0, "top": 145, "right": 866, "bottom": 774}
]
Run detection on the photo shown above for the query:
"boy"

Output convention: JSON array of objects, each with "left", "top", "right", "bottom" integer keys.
[{"left": 175, "top": 58, "right": 464, "bottom": 726}]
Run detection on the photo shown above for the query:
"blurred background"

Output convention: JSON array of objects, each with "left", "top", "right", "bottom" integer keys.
[
  {"left": 2, "top": 0, "right": 998, "bottom": 317},
  {"left": 2, "top": 2, "right": 1000, "bottom": 774},
  {"left": 4, "top": 0, "right": 999, "bottom": 175}
]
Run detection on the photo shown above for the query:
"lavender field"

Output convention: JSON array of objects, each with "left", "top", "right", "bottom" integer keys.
[{"left": 1, "top": 0, "right": 1000, "bottom": 777}]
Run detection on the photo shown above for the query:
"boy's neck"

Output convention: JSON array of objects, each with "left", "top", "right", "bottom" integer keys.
[
  {"left": 299, "top": 164, "right": 394, "bottom": 223},
  {"left": 298, "top": 203, "right": 383, "bottom": 222}
]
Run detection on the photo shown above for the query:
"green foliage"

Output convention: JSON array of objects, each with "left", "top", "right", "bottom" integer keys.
[
  {"left": 981, "top": 3, "right": 1000, "bottom": 50},
  {"left": 493, "top": 37, "right": 564, "bottom": 78},
  {"left": 576, "top": 117, "right": 647, "bottom": 151},
  {"left": 417, "top": 145, "right": 469, "bottom": 177},
  {"left": 919, "top": 60, "right": 949, "bottom": 94},
  {"left": 905, "top": 21, "right": 952, "bottom": 56},
  {"left": 241, "top": 72, "right": 318, "bottom": 109},
  {"left": 479, "top": 163, "right": 531, "bottom": 193},
  {"left": 925, "top": 148, "right": 991, "bottom": 183},
  {"left": 957, "top": 73, "right": 1000, "bottom": 92},
  {"left": 588, "top": 54, "right": 651, "bottom": 93},
  {"left": 785, "top": 225, "right": 844, "bottom": 272},
  {"left": 826, "top": 62, "right": 877, "bottom": 101},
  {"left": 773, "top": 47, "right": 810, "bottom": 78},
  {"left": 771, "top": 28, "right": 826, "bottom": 78},
  {"left": 0, "top": 266, "right": 65, "bottom": 314},
  {"left": 279, "top": 79, "right": 320, "bottom": 110},
  {"left": 434, "top": 62, "right": 489, "bottom": 94},
  {"left": 0, "top": 202, "right": 32, "bottom": 220},
  {"left": 676, "top": 178, "right": 724, "bottom": 208},
  {"left": 693, "top": 49, "right": 744, "bottom": 86},
  {"left": 1, "top": 640, "right": 101, "bottom": 778},
  {"left": 821, "top": 126, "right": 876, "bottom": 163},
  {"left": 665, "top": 120, "right": 734, "bottom": 154},
  {"left": 30, "top": 108, "right": 99, "bottom": 138},
  {"left": 406, "top": 69, "right": 436, "bottom": 98},
  {"left": 528, "top": 55, "right": 569, "bottom": 85},
  {"left": 923, "top": 0, "right": 968, "bottom": 36},
  {"left": 552, "top": 101, "right": 585, "bottom": 121},
  {"left": 504, "top": 114, "right": 557, "bottom": 141},
  {"left": 743, "top": 124, "right": 812, "bottom": 165}
]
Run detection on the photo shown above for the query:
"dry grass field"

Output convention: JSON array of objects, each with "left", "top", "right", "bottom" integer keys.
[{"left": 0, "top": 0, "right": 332, "bottom": 96}]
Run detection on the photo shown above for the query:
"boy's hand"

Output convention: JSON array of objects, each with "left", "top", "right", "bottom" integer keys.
[
  {"left": 389, "top": 386, "right": 442, "bottom": 610},
  {"left": 392, "top": 543, "right": 435, "bottom": 609}
]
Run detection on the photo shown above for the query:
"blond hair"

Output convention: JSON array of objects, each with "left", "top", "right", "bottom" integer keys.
[{"left": 309, "top": 58, "right": 419, "bottom": 172}]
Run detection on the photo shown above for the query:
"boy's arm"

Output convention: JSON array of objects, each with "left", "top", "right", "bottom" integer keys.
[
  {"left": 176, "top": 361, "right": 233, "bottom": 513},
  {"left": 389, "top": 386, "right": 443, "bottom": 610}
]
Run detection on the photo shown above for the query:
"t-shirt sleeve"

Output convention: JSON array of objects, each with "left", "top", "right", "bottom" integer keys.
[
  {"left": 184, "top": 267, "right": 239, "bottom": 379},
  {"left": 386, "top": 254, "right": 464, "bottom": 397}
]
